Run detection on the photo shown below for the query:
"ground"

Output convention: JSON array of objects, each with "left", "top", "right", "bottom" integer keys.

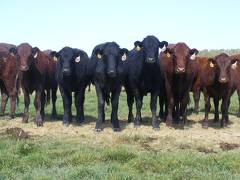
[{"left": 0, "top": 89, "right": 240, "bottom": 179}]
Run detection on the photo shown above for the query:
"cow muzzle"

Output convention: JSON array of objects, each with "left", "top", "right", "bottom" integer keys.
[
  {"left": 20, "top": 65, "right": 29, "bottom": 71},
  {"left": 219, "top": 77, "right": 228, "bottom": 83},
  {"left": 107, "top": 70, "right": 116, "bottom": 78},
  {"left": 146, "top": 57, "right": 156, "bottom": 63},
  {"left": 175, "top": 67, "right": 185, "bottom": 73},
  {"left": 62, "top": 68, "right": 71, "bottom": 76}
]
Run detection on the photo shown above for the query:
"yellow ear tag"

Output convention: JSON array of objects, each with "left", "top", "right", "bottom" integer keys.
[
  {"left": 97, "top": 54, "right": 102, "bottom": 59},
  {"left": 166, "top": 53, "right": 171, "bottom": 58},
  {"left": 210, "top": 62, "right": 214, "bottom": 68},
  {"left": 136, "top": 46, "right": 141, "bottom": 51}
]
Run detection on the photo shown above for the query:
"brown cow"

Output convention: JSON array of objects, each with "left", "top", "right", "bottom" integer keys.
[
  {"left": 191, "top": 56, "right": 209, "bottom": 113},
  {"left": 16, "top": 43, "right": 49, "bottom": 126},
  {"left": 201, "top": 53, "right": 236, "bottom": 128},
  {"left": 230, "top": 54, "right": 240, "bottom": 117},
  {"left": 0, "top": 43, "right": 19, "bottom": 118},
  {"left": 43, "top": 50, "right": 58, "bottom": 119},
  {"left": 160, "top": 43, "right": 199, "bottom": 126}
]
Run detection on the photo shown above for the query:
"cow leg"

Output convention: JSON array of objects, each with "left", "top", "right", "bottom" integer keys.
[
  {"left": 111, "top": 88, "right": 121, "bottom": 131},
  {"left": 213, "top": 98, "right": 219, "bottom": 122},
  {"left": 175, "top": 100, "right": 180, "bottom": 123},
  {"left": 165, "top": 80, "right": 174, "bottom": 127},
  {"left": 0, "top": 92, "right": 8, "bottom": 116},
  {"left": 236, "top": 89, "right": 240, "bottom": 117},
  {"left": 127, "top": 91, "right": 134, "bottom": 123},
  {"left": 159, "top": 92, "right": 166, "bottom": 120},
  {"left": 34, "top": 90, "right": 43, "bottom": 127},
  {"left": 60, "top": 86, "right": 72, "bottom": 125},
  {"left": 221, "top": 99, "right": 227, "bottom": 128},
  {"left": 75, "top": 86, "right": 85, "bottom": 124},
  {"left": 51, "top": 87, "right": 57, "bottom": 120},
  {"left": 193, "top": 89, "right": 200, "bottom": 114},
  {"left": 95, "top": 84, "right": 105, "bottom": 132},
  {"left": 203, "top": 89, "right": 210, "bottom": 128},
  {"left": 9, "top": 95, "right": 16, "bottom": 119},
  {"left": 180, "top": 94, "right": 190, "bottom": 126},
  {"left": 40, "top": 91, "right": 46, "bottom": 121},
  {"left": 22, "top": 88, "right": 30, "bottom": 123},
  {"left": 151, "top": 92, "right": 159, "bottom": 130},
  {"left": 134, "top": 90, "right": 142, "bottom": 128}
]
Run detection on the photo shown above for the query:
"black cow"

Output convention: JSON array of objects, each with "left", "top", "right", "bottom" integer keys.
[
  {"left": 124, "top": 35, "right": 168, "bottom": 130},
  {"left": 55, "top": 47, "right": 89, "bottom": 125},
  {"left": 89, "top": 42, "right": 128, "bottom": 132}
]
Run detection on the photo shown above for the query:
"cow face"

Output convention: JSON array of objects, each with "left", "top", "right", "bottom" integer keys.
[
  {"left": 162, "top": 43, "right": 198, "bottom": 74},
  {"left": 95, "top": 42, "right": 128, "bottom": 78},
  {"left": 16, "top": 43, "right": 40, "bottom": 71},
  {"left": 135, "top": 36, "right": 168, "bottom": 64},
  {"left": 208, "top": 53, "right": 237, "bottom": 83},
  {"left": 58, "top": 47, "right": 79, "bottom": 76}
]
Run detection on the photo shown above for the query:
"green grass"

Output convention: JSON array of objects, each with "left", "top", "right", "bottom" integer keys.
[{"left": 0, "top": 88, "right": 240, "bottom": 179}]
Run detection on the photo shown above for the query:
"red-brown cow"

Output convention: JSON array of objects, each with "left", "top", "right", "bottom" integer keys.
[
  {"left": 160, "top": 43, "right": 199, "bottom": 126},
  {"left": 16, "top": 43, "right": 49, "bottom": 126},
  {"left": 43, "top": 50, "right": 58, "bottom": 119},
  {"left": 191, "top": 56, "right": 209, "bottom": 113},
  {"left": 230, "top": 54, "right": 240, "bottom": 117},
  {"left": 0, "top": 43, "right": 19, "bottom": 118},
  {"left": 201, "top": 53, "right": 236, "bottom": 128}
]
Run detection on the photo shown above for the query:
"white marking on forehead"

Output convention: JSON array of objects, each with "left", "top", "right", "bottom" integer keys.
[
  {"left": 160, "top": 45, "right": 166, "bottom": 52},
  {"left": 121, "top": 53, "right": 127, "bottom": 61}
]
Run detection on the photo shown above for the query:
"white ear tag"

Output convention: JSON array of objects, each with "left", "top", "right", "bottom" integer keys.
[
  {"left": 34, "top": 52, "right": 38, "bottom": 59},
  {"left": 97, "top": 54, "right": 102, "bottom": 59},
  {"left": 136, "top": 46, "right": 141, "bottom": 51},
  {"left": 122, "top": 53, "right": 127, "bottom": 61},
  {"left": 190, "top": 53, "right": 196, "bottom": 60},
  {"left": 232, "top": 62, "right": 237, "bottom": 69},
  {"left": 75, "top": 56, "right": 80, "bottom": 63},
  {"left": 53, "top": 56, "right": 58, "bottom": 61},
  {"left": 160, "top": 45, "right": 166, "bottom": 52}
]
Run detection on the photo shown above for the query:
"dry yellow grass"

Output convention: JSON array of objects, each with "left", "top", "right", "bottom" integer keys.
[{"left": 1, "top": 112, "right": 240, "bottom": 153}]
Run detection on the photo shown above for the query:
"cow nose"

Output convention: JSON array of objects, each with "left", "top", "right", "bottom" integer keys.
[
  {"left": 107, "top": 70, "right": 116, "bottom": 77},
  {"left": 20, "top": 65, "right": 29, "bottom": 71},
  {"left": 176, "top": 67, "right": 185, "bottom": 73},
  {"left": 219, "top": 77, "right": 228, "bottom": 83},
  {"left": 62, "top": 68, "right": 71, "bottom": 75}
]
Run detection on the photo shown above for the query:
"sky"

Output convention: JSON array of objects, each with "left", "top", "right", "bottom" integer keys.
[{"left": 1, "top": 0, "right": 240, "bottom": 55}]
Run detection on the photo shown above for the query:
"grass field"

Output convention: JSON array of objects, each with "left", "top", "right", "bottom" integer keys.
[{"left": 0, "top": 88, "right": 240, "bottom": 179}]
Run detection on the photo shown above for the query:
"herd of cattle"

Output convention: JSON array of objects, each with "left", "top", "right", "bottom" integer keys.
[{"left": 0, "top": 35, "right": 240, "bottom": 132}]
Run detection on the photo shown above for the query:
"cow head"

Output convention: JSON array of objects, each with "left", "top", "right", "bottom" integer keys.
[
  {"left": 16, "top": 43, "right": 37, "bottom": 71},
  {"left": 162, "top": 43, "right": 198, "bottom": 74},
  {"left": 94, "top": 42, "right": 128, "bottom": 78},
  {"left": 134, "top": 36, "right": 168, "bottom": 64},
  {"left": 208, "top": 53, "right": 237, "bottom": 83}
]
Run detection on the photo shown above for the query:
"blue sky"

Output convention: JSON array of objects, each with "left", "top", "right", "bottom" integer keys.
[{"left": 1, "top": 0, "right": 240, "bottom": 54}]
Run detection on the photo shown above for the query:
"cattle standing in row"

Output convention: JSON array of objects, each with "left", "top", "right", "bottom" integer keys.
[
  {"left": 200, "top": 53, "right": 236, "bottom": 128},
  {"left": 55, "top": 47, "right": 89, "bottom": 125},
  {"left": 160, "top": 43, "right": 199, "bottom": 126},
  {"left": 16, "top": 43, "right": 50, "bottom": 126},
  {"left": 43, "top": 50, "right": 58, "bottom": 119},
  {"left": 89, "top": 42, "right": 128, "bottom": 132},
  {"left": 0, "top": 43, "right": 19, "bottom": 118}
]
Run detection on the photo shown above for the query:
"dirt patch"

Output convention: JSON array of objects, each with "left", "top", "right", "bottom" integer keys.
[
  {"left": 197, "top": 147, "right": 217, "bottom": 154},
  {"left": 5, "top": 127, "right": 29, "bottom": 139},
  {"left": 219, "top": 142, "right": 240, "bottom": 151}
]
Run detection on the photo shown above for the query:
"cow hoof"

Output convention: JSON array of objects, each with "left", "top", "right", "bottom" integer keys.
[
  {"left": 134, "top": 124, "right": 141, "bottom": 129},
  {"left": 166, "top": 122, "right": 172, "bottom": 127},
  {"left": 94, "top": 128, "right": 102, "bottom": 133},
  {"left": 63, "top": 122, "right": 70, "bottom": 127},
  {"left": 202, "top": 122, "right": 208, "bottom": 129},
  {"left": 76, "top": 118, "right": 85, "bottom": 124},
  {"left": 113, "top": 128, "right": 121, "bottom": 132},
  {"left": 153, "top": 127, "right": 160, "bottom": 131},
  {"left": 36, "top": 121, "right": 43, "bottom": 127},
  {"left": 22, "top": 118, "right": 29, "bottom": 124}
]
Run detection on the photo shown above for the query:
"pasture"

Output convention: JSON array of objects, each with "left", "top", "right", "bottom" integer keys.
[{"left": 0, "top": 88, "right": 240, "bottom": 179}]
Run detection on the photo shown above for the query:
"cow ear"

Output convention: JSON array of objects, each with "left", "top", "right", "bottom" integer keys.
[
  {"left": 189, "top": 48, "right": 199, "bottom": 60},
  {"left": 50, "top": 51, "right": 59, "bottom": 61},
  {"left": 95, "top": 48, "right": 103, "bottom": 60},
  {"left": 32, "top": 47, "right": 39, "bottom": 59},
  {"left": 120, "top": 48, "right": 129, "bottom": 61},
  {"left": 208, "top": 58, "right": 216, "bottom": 68},
  {"left": 9, "top": 47, "right": 17, "bottom": 56},
  {"left": 231, "top": 59, "right": 238, "bottom": 69},
  {"left": 159, "top": 41, "right": 168, "bottom": 52},
  {"left": 134, "top": 41, "right": 143, "bottom": 51}
]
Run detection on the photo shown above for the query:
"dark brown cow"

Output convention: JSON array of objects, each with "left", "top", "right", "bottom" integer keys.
[
  {"left": 160, "top": 43, "right": 199, "bottom": 126},
  {"left": 0, "top": 43, "right": 19, "bottom": 118},
  {"left": 43, "top": 50, "right": 58, "bottom": 119},
  {"left": 191, "top": 56, "right": 209, "bottom": 113},
  {"left": 17, "top": 43, "right": 49, "bottom": 126},
  {"left": 201, "top": 53, "right": 236, "bottom": 128}
]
